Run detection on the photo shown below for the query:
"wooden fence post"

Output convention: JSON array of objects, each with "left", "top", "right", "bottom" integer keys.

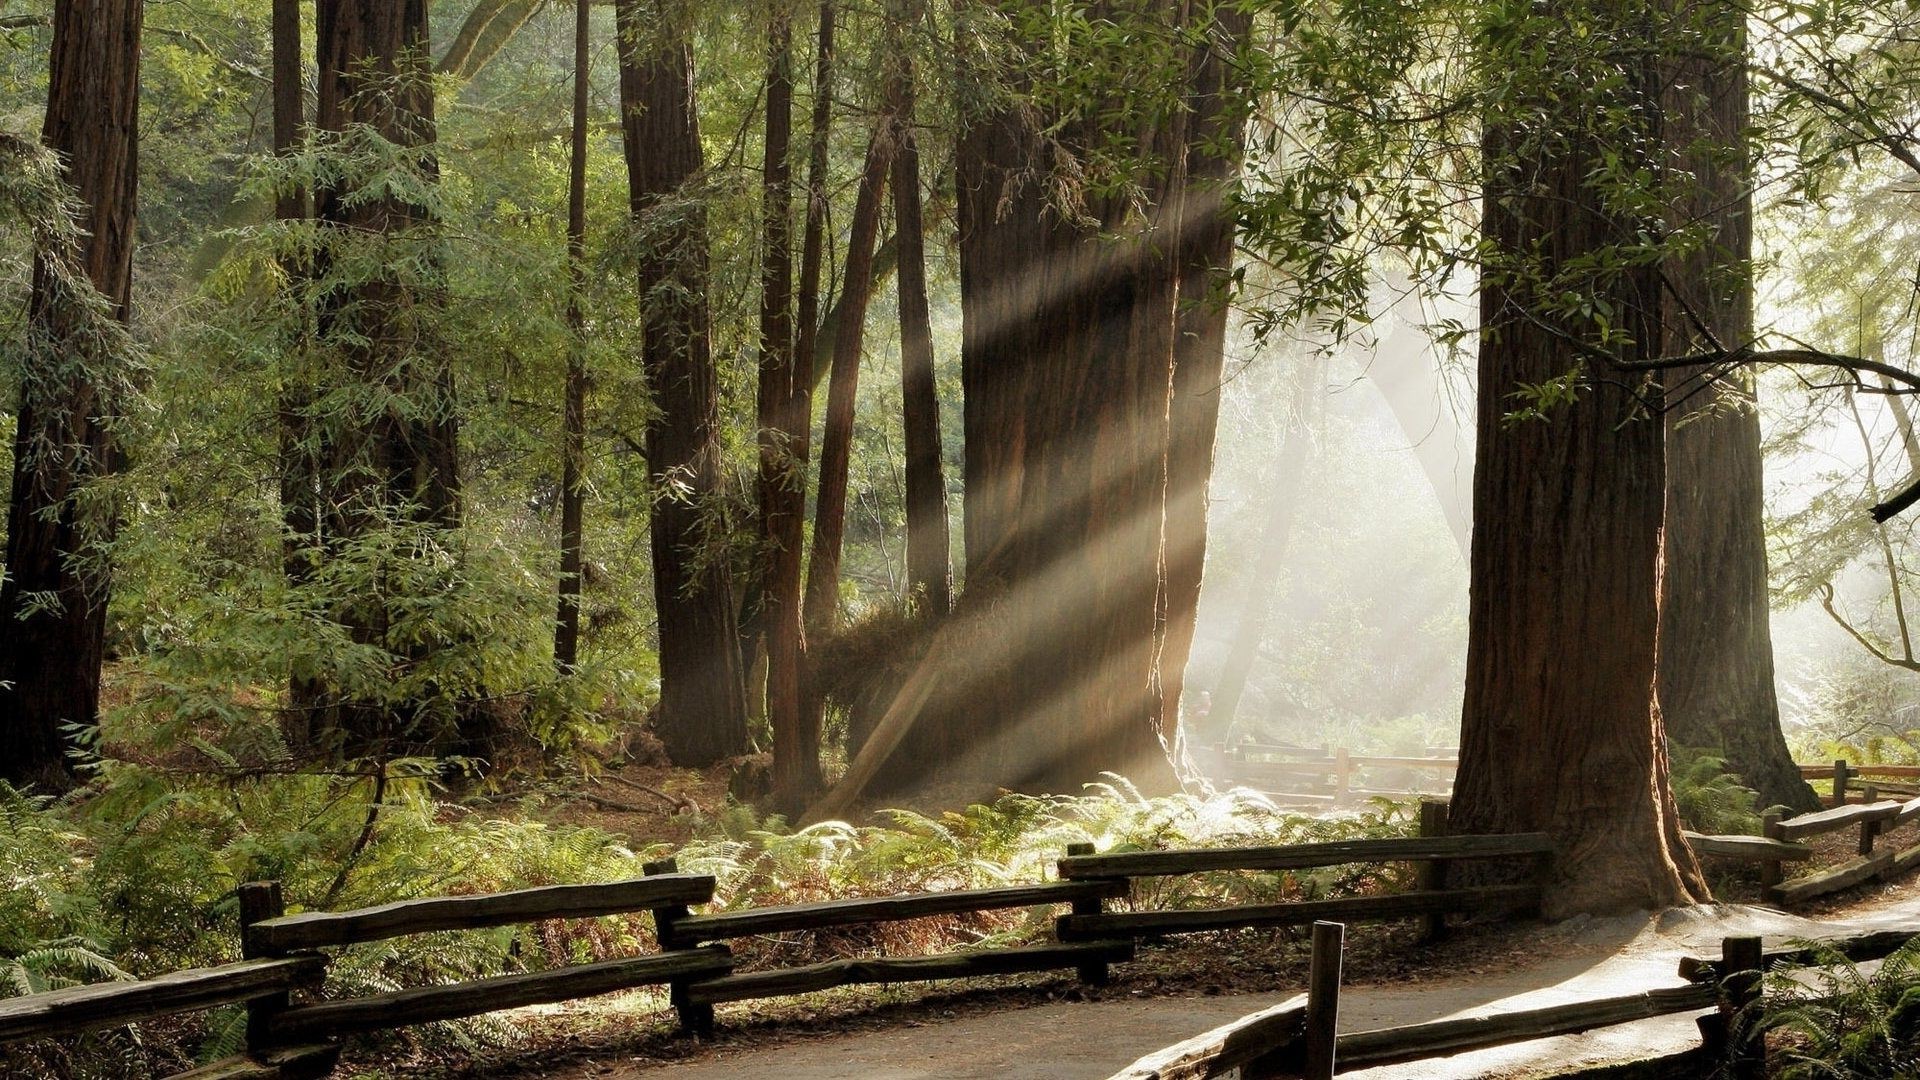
[
  {"left": 1861, "top": 783, "right": 1881, "bottom": 855},
  {"left": 645, "top": 858, "right": 713, "bottom": 1038},
  {"left": 1333, "top": 748, "right": 1352, "bottom": 806},
  {"left": 1417, "top": 800, "right": 1450, "bottom": 942},
  {"left": 1304, "top": 921, "right": 1344, "bottom": 1080},
  {"left": 1063, "top": 842, "right": 1113, "bottom": 986},
  {"left": 237, "top": 881, "right": 289, "bottom": 1056},
  {"left": 1834, "top": 759, "right": 1851, "bottom": 805},
  {"left": 1721, "top": 935, "right": 1764, "bottom": 1080},
  {"left": 1760, "top": 810, "right": 1785, "bottom": 903}
]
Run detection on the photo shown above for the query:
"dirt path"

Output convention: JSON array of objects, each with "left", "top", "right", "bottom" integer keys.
[{"left": 526, "top": 896, "right": 1920, "bottom": 1080}]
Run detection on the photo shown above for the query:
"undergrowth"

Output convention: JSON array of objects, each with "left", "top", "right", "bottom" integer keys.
[
  {"left": 1750, "top": 938, "right": 1920, "bottom": 1078},
  {"left": 1668, "top": 745, "right": 1766, "bottom": 836},
  {"left": 0, "top": 771, "right": 1415, "bottom": 1078}
]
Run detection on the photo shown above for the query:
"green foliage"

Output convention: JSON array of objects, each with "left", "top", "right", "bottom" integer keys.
[
  {"left": 1754, "top": 939, "right": 1920, "bottom": 1078},
  {"left": 1668, "top": 745, "right": 1765, "bottom": 836},
  {"left": 0, "top": 771, "right": 1418, "bottom": 1072}
]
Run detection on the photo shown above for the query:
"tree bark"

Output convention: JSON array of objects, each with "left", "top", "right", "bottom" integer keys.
[
  {"left": 554, "top": 0, "right": 591, "bottom": 674},
  {"left": 0, "top": 0, "right": 141, "bottom": 791},
  {"left": 273, "top": 0, "right": 324, "bottom": 743},
  {"left": 1455, "top": 0, "right": 1708, "bottom": 915},
  {"left": 615, "top": 0, "right": 749, "bottom": 765},
  {"left": 1160, "top": 4, "right": 1251, "bottom": 759},
  {"left": 888, "top": 0, "right": 951, "bottom": 618},
  {"left": 802, "top": 128, "right": 891, "bottom": 641},
  {"left": 311, "top": 0, "right": 465, "bottom": 757},
  {"left": 759, "top": 1, "right": 819, "bottom": 807},
  {"left": 1654, "top": 6, "right": 1819, "bottom": 813}
]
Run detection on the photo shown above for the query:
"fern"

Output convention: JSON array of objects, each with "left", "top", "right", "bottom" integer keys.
[
  {"left": 1669, "top": 745, "right": 1764, "bottom": 835},
  {"left": 1756, "top": 939, "right": 1920, "bottom": 1078}
]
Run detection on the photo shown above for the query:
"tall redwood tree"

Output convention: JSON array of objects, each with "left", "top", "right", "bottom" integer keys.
[
  {"left": 615, "top": 0, "right": 750, "bottom": 764},
  {"left": 309, "top": 0, "right": 465, "bottom": 756},
  {"left": 1454, "top": 0, "right": 1708, "bottom": 915},
  {"left": 1654, "top": 5, "right": 1819, "bottom": 813},
  {"left": 0, "top": 0, "right": 142, "bottom": 790}
]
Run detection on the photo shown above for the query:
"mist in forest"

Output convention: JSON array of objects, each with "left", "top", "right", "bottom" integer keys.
[
  {"left": 1189, "top": 270, "right": 1920, "bottom": 763},
  {"left": 1186, "top": 284, "right": 1473, "bottom": 759}
]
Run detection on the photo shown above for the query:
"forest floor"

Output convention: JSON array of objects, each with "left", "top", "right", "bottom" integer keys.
[{"left": 370, "top": 767, "right": 1920, "bottom": 1080}]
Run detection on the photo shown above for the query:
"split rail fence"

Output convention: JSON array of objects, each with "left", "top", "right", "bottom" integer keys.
[
  {"left": 1206, "top": 744, "right": 1459, "bottom": 806},
  {"left": 1685, "top": 759, "right": 1920, "bottom": 906},
  {"left": 0, "top": 809, "right": 1548, "bottom": 1079},
  {"left": 1110, "top": 920, "right": 1920, "bottom": 1079},
  {"left": 13, "top": 759, "right": 1920, "bottom": 1077}
]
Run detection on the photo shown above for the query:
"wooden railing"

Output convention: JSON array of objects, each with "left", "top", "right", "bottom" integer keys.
[
  {"left": 1687, "top": 767, "right": 1920, "bottom": 905},
  {"left": 1112, "top": 921, "right": 1920, "bottom": 1079},
  {"left": 1799, "top": 758, "right": 1920, "bottom": 803},
  {"left": 0, "top": 803, "right": 1548, "bottom": 1077},
  {"left": 1206, "top": 743, "right": 1458, "bottom": 805}
]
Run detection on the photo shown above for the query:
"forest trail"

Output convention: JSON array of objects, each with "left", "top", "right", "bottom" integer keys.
[{"left": 537, "top": 895, "right": 1920, "bottom": 1080}]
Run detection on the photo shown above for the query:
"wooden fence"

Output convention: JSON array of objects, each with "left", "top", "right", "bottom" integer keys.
[
  {"left": 1112, "top": 921, "right": 1920, "bottom": 1079},
  {"left": 1205, "top": 744, "right": 1459, "bottom": 805},
  {"left": 0, "top": 806, "right": 1548, "bottom": 1078},
  {"left": 1685, "top": 760, "right": 1920, "bottom": 906}
]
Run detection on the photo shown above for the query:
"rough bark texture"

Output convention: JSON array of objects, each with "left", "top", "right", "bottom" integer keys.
[
  {"left": 1161, "top": 5, "right": 1251, "bottom": 758},
  {"left": 615, "top": 1, "right": 749, "bottom": 765},
  {"left": 759, "top": 4, "right": 819, "bottom": 807},
  {"left": 311, "top": 0, "right": 466, "bottom": 756},
  {"left": 554, "top": 0, "right": 591, "bottom": 674},
  {"left": 811, "top": 0, "right": 1244, "bottom": 806},
  {"left": 0, "top": 0, "right": 141, "bottom": 790},
  {"left": 889, "top": 8, "right": 951, "bottom": 619},
  {"left": 1456, "top": 9, "right": 1709, "bottom": 915},
  {"left": 1654, "top": 10, "right": 1819, "bottom": 813},
  {"left": 926, "top": 1, "right": 1203, "bottom": 795}
]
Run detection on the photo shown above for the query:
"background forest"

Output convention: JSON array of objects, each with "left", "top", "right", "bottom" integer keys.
[{"left": 8, "top": 0, "right": 1920, "bottom": 1074}]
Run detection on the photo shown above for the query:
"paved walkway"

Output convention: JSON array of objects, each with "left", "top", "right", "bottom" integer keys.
[{"left": 540, "top": 899, "right": 1920, "bottom": 1080}]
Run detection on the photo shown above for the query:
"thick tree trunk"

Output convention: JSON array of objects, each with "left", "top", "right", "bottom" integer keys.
[
  {"left": 1654, "top": 10, "right": 1819, "bottom": 813},
  {"left": 888, "top": 9, "right": 951, "bottom": 619},
  {"left": 615, "top": 1, "right": 749, "bottom": 765},
  {"left": 1456, "top": 12, "right": 1708, "bottom": 914},
  {"left": 759, "top": 3, "right": 819, "bottom": 807},
  {"left": 554, "top": 0, "right": 591, "bottom": 674},
  {"left": 311, "top": 0, "right": 466, "bottom": 756},
  {"left": 1160, "top": 5, "right": 1251, "bottom": 755},
  {"left": 0, "top": 0, "right": 141, "bottom": 791}
]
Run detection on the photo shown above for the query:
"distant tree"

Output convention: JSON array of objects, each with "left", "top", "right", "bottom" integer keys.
[
  {"left": 819, "top": 0, "right": 1247, "bottom": 806},
  {"left": 554, "top": 0, "right": 592, "bottom": 674},
  {"left": 615, "top": 0, "right": 750, "bottom": 765},
  {"left": 0, "top": 0, "right": 142, "bottom": 790},
  {"left": 758, "top": 0, "right": 818, "bottom": 807},
  {"left": 888, "top": 0, "right": 951, "bottom": 619},
  {"left": 799, "top": 120, "right": 892, "bottom": 748},
  {"left": 274, "top": 0, "right": 323, "bottom": 742},
  {"left": 1655, "top": 7, "right": 1820, "bottom": 813}
]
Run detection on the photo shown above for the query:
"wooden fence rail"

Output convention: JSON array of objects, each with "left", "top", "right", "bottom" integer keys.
[
  {"left": 1685, "top": 777, "right": 1920, "bottom": 905},
  {"left": 1, "top": 800, "right": 1547, "bottom": 1076},
  {"left": 1209, "top": 744, "right": 1458, "bottom": 805},
  {"left": 16, "top": 757, "right": 1920, "bottom": 1079},
  {"left": 1114, "top": 924, "right": 1920, "bottom": 1079}
]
